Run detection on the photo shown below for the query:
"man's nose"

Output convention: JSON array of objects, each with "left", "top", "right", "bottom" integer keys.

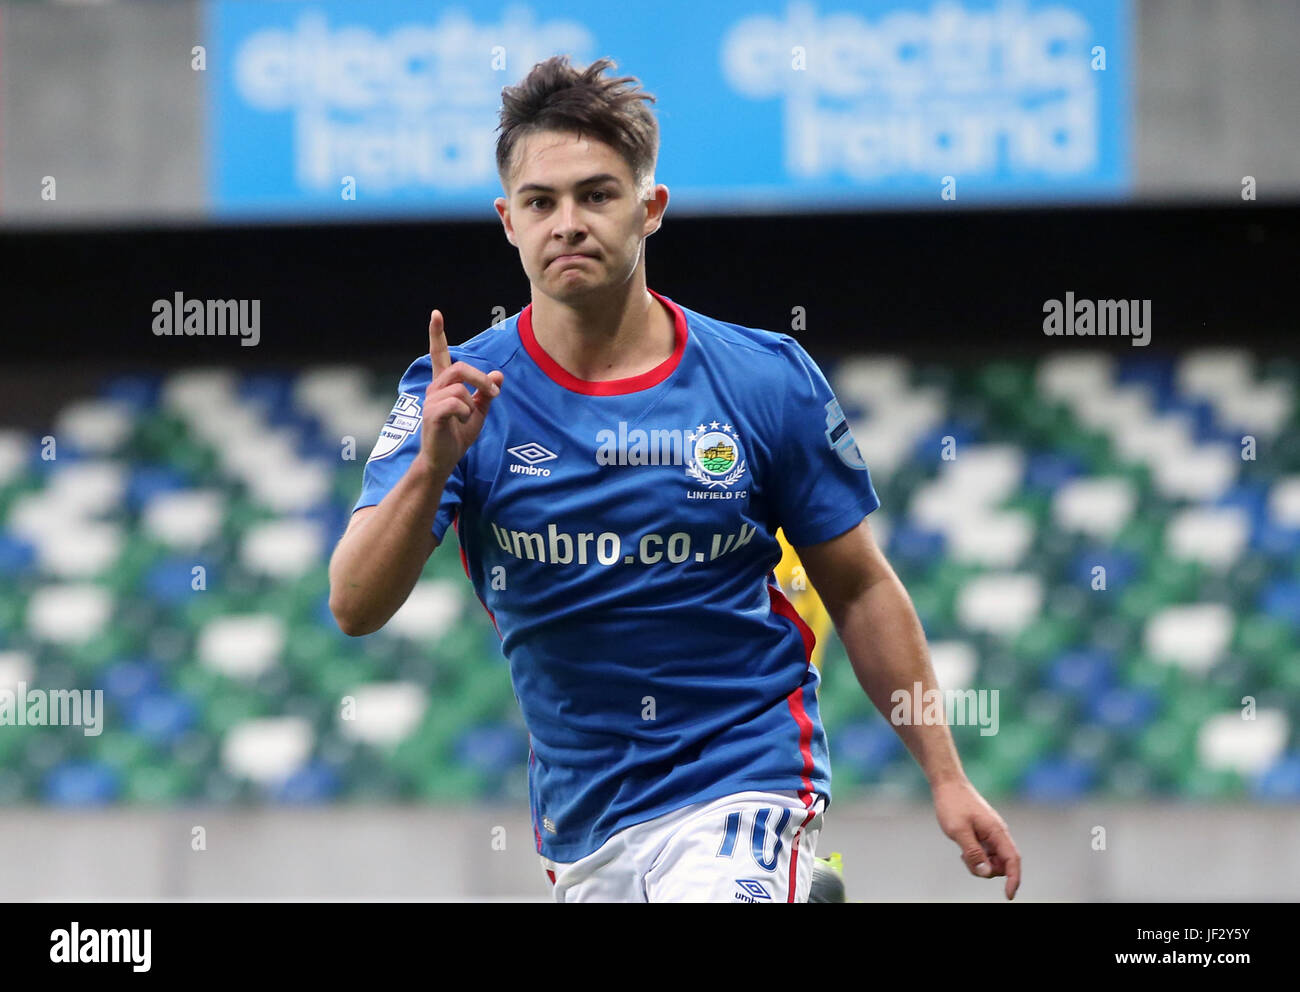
[{"left": 553, "top": 197, "right": 585, "bottom": 239}]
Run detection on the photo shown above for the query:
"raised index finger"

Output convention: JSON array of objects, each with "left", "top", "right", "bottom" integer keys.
[{"left": 428, "top": 309, "right": 452, "bottom": 377}]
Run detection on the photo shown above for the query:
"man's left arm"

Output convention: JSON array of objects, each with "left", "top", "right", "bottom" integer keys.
[{"left": 795, "top": 518, "right": 1023, "bottom": 900}]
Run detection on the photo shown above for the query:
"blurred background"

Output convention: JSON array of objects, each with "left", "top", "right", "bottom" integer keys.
[{"left": 1, "top": 0, "right": 1298, "bottom": 901}]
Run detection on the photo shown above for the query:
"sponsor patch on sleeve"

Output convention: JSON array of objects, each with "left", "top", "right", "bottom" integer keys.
[
  {"left": 368, "top": 392, "right": 423, "bottom": 462},
  {"left": 823, "top": 398, "right": 866, "bottom": 470}
]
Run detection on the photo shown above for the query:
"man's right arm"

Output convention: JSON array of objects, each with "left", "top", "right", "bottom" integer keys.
[
  {"left": 327, "top": 460, "right": 448, "bottom": 637},
  {"left": 328, "top": 308, "right": 504, "bottom": 637}
]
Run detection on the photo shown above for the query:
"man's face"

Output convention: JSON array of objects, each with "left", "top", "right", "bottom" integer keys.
[{"left": 495, "top": 131, "right": 668, "bottom": 301}]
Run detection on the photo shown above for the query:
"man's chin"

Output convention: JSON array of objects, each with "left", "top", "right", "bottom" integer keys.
[{"left": 546, "top": 273, "right": 605, "bottom": 300}]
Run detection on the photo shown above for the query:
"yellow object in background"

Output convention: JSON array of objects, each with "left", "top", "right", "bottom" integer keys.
[{"left": 773, "top": 528, "right": 834, "bottom": 671}]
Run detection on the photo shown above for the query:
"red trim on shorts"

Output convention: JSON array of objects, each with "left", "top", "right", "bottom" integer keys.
[
  {"left": 517, "top": 288, "right": 688, "bottom": 395},
  {"left": 546, "top": 869, "right": 556, "bottom": 886},
  {"left": 769, "top": 584, "right": 817, "bottom": 804},
  {"left": 787, "top": 807, "right": 819, "bottom": 903}
]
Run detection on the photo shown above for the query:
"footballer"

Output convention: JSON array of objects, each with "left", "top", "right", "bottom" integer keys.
[{"left": 329, "top": 55, "right": 1022, "bottom": 903}]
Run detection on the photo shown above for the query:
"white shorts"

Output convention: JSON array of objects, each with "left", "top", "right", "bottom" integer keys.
[{"left": 540, "top": 790, "right": 826, "bottom": 903}]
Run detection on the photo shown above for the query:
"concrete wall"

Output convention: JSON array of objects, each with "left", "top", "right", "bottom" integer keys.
[{"left": 3, "top": 803, "right": 1297, "bottom": 901}]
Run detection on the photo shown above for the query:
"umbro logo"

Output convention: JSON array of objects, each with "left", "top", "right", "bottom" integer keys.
[
  {"left": 733, "top": 879, "right": 772, "bottom": 903},
  {"left": 508, "top": 441, "right": 557, "bottom": 477}
]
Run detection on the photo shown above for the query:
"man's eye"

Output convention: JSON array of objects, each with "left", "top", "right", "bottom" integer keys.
[{"left": 589, "top": 190, "right": 608, "bottom": 203}]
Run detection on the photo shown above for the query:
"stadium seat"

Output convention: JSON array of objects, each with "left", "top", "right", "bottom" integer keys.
[
  {"left": 197, "top": 614, "right": 286, "bottom": 680},
  {"left": 220, "top": 715, "right": 314, "bottom": 786},
  {"left": 1019, "top": 756, "right": 1096, "bottom": 801},
  {"left": 44, "top": 760, "right": 120, "bottom": 805},
  {"left": 1144, "top": 603, "right": 1234, "bottom": 674},
  {"left": 1197, "top": 709, "right": 1289, "bottom": 775},
  {"left": 336, "top": 681, "right": 428, "bottom": 747},
  {"left": 956, "top": 573, "right": 1043, "bottom": 638}
]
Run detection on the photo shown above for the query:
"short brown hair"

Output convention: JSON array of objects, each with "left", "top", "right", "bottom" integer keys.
[{"left": 496, "top": 55, "right": 659, "bottom": 199}]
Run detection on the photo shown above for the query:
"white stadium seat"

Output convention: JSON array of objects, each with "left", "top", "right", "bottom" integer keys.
[
  {"left": 197, "top": 614, "right": 286, "bottom": 680},
  {"left": 337, "top": 682, "right": 429, "bottom": 746},
  {"left": 1198, "top": 709, "right": 1289, "bottom": 775},
  {"left": 221, "top": 716, "right": 314, "bottom": 785},
  {"left": 386, "top": 579, "right": 465, "bottom": 640},
  {"left": 1144, "top": 603, "right": 1234, "bottom": 674},
  {"left": 956, "top": 573, "right": 1043, "bottom": 637}
]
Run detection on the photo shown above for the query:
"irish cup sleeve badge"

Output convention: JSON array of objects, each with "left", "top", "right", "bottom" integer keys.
[
  {"left": 824, "top": 399, "right": 867, "bottom": 470},
  {"left": 368, "top": 392, "right": 423, "bottom": 462}
]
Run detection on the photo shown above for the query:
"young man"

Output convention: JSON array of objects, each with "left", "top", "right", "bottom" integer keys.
[{"left": 329, "top": 56, "right": 1021, "bottom": 903}]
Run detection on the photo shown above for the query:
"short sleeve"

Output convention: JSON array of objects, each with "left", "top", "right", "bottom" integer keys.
[
  {"left": 353, "top": 355, "right": 466, "bottom": 545},
  {"left": 771, "top": 337, "right": 880, "bottom": 547}
]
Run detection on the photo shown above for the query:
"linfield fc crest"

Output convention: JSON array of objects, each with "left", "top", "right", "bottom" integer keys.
[
  {"left": 686, "top": 422, "right": 747, "bottom": 489},
  {"left": 368, "top": 392, "right": 422, "bottom": 462},
  {"left": 824, "top": 399, "right": 867, "bottom": 470}
]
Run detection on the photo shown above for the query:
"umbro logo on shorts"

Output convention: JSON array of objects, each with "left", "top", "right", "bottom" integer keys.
[{"left": 733, "top": 879, "right": 772, "bottom": 903}]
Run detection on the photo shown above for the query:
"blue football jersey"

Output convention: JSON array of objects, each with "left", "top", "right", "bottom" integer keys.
[{"left": 355, "top": 289, "right": 879, "bottom": 862}]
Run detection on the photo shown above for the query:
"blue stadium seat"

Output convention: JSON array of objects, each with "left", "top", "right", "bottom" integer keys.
[
  {"left": 0, "top": 534, "right": 36, "bottom": 576},
  {"left": 268, "top": 761, "right": 342, "bottom": 803},
  {"left": 1117, "top": 354, "right": 1175, "bottom": 402},
  {"left": 831, "top": 719, "right": 905, "bottom": 777},
  {"left": 100, "top": 373, "right": 161, "bottom": 411},
  {"left": 125, "top": 465, "right": 192, "bottom": 511},
  {"left": 1252, "top": 520, "right": 1300, "bottom": 558},
  {"left": 44, "top": 760, "right": 120, "bottom": 805},
  {"left": 101, "top": 658, "right": 165, "bottom": 708},
  {"left": 144, "top": 558, "right": 217, "bottom": 606},
  {"left": 1259, "top": 580, "right": 1300, "bottom": 627},
  {"left": 1046, "top": 649, "right": 1116, "bottom": 699},
  {"left": 1071, "top": 550, "right": 1138, "bottom": 589},
  {"left": 237, "top": 372, "right": 296, "bottom": 416},
  {"left": 887, "top": 524, "right": 946, "bottom": 565},
  {"left": 1086, "top": 685, "right": 1161, "bottom": 732},
  {"left": 1252, "top": 753, "right": 1300, "bottom": 800},
  {"left": 1024, "top": 450, "right": 1085, "bottom": 491},
  {"left": 911, "top": 421, "right": 979, "bottom": 463},
  {"left": 456, "top": 723, "right": 529, "bottom": 777},
  {"left": 1019, "top": 756, "right": 1096, "bottom": 800},
  {"left": 127, "top": 690, "right": 199, "bottom": 746}
]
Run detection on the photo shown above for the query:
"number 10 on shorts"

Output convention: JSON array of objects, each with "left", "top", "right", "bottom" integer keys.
[{"left": 716, "top": 807, "right": 791, "bottom": 872}]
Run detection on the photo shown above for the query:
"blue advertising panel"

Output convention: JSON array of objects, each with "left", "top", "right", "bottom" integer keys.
[{"left": 207, "top": 0, "right": 1131, "bottom": 218}]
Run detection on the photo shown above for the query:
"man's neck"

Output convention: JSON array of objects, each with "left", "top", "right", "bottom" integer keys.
[{"left": 530, "top": 278, "right": 675, "bottom": 382}]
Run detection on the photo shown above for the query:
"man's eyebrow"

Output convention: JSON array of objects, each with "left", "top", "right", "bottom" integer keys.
[{"left": 515, "top": 174, "right": 622, "bottom": 196}]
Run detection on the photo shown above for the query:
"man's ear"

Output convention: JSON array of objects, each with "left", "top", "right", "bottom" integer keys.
[
  {"left": 494, "top": 196, "right": 516, "bottom": 247},
  {"left": 644, "top": 184, "right": 669, "bottom": 238}
]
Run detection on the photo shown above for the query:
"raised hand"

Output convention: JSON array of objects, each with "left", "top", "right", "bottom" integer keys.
[{"left": 419, "top": 309, "right": 504, "bottom": 478}]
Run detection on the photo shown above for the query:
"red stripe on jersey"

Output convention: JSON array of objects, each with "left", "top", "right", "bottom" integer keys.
[
  {"left": 455, "top": 510, "right": 502, "bottom": 640},
  {"left": 769, "top": 584, "right": 817, "bottom": 805},
  {"left": 786, "top": 807, "right": 819, "bottom": 903},
  {"left": 768, "top": 582, "right": 816, "bottom": 661},
  {"left": 530, "top": 745, "right": 543, "bottom": 853}
]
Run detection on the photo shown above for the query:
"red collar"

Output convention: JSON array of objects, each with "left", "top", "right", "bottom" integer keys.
[{"left": 517, "top": 288, "right": 688, "bottom": 395}]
